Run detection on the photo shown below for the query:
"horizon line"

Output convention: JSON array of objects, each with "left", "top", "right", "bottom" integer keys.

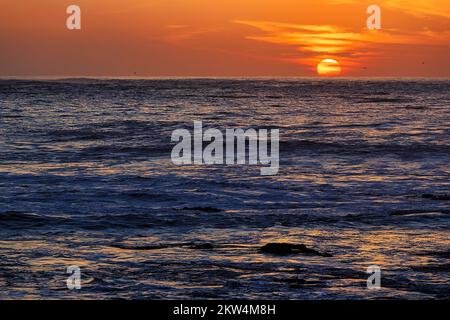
[{"left": 1, "top": 75, "right": 450, "bottom": 80}]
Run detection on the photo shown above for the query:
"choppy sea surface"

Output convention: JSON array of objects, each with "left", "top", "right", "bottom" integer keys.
[{"left": 0, "top": 78, "right": 449, "bottom": 299}]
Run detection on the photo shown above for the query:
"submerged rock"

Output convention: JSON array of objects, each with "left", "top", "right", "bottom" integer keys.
[{"left": 260, "top": 243, "right": 332, "bottom": 257}]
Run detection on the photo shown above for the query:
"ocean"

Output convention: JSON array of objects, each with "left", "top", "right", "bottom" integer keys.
[{"left": 0, "top": 78, "right": 449, "bottom": 299}]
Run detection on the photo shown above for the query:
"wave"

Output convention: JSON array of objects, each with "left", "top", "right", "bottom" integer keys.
[
  {"left": 0, "top": 211, "right": 66, "bottom": 228},
  {"left": 280, "top": 140, "right": 450, "bottom": 156}
]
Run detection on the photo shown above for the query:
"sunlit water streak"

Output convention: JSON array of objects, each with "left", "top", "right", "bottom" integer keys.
[{"left": 0, "top": 79, "right": 449, "bottom": 299}]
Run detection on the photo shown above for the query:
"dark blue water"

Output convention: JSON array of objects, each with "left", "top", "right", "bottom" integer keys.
[{"left": 0, "top": 78, "right": 449, "bottom": 299}]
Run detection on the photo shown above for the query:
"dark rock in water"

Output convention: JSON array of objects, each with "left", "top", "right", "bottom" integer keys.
[
  {"left": 182, "top": 206, "right": 223, "bottom": 213},
  {"left": 260, "top": 243, "right": 332, "bottom": 257},
  {"left": 422, "top": 194, "right": 450, "bottom": 201},
  {"left": 190, "top": 243, "right": 214, "bottom": 250}
]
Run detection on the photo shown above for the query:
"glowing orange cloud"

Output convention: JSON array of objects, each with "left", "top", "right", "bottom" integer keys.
[
  {"left": 234, "top": 19, "right": 450, "bottom": 74},
  {"left": 328, "top": 0, "right": 450, "bottom": 19}
]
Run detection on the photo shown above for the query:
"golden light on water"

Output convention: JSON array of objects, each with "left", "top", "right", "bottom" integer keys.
[{"left": 317, "top": 59, "right": 341, "bottom": 76}]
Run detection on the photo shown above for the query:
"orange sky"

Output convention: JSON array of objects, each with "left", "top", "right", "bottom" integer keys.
[{"left": 0, "top": 0, "right": 449, "bottom": 77}]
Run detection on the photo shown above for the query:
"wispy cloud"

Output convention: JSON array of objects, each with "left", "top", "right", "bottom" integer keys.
[
  {"left": 327, "top": 0, "right": 450, "bottom": 19},
  {"left": 234, "top": 19, "right": 450, "bottom": 71},
  {"left": 161, "top": 26, "right": 223, "bottom": 43}
]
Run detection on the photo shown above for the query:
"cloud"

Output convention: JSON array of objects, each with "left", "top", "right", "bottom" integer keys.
[
  {"left": 327, "top": 0, "right": 450, "bottom": 19},
  {"left": 234, "top": 19, "right": 450, "bottom": 70},
  {"left": 161, "top": 26, "right": 224, "bottom": 43}
]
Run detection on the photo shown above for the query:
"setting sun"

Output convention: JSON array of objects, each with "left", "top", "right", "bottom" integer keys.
[{"left": 317, "top": 59, "right": 341, "bottom": 76}]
